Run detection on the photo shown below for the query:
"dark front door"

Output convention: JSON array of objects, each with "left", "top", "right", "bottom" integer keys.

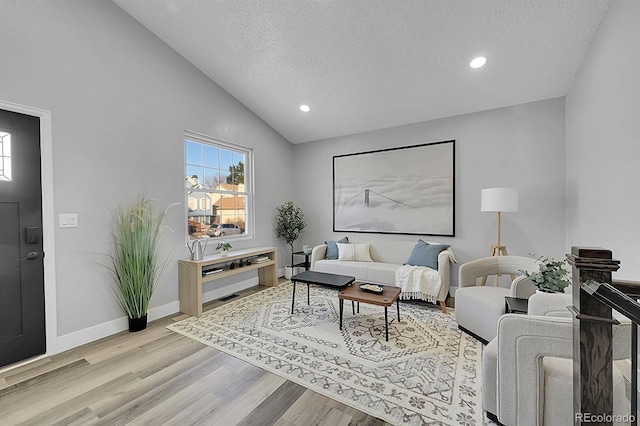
[{"left": 0, "top": 108, "right": 45, "bottom": 368}]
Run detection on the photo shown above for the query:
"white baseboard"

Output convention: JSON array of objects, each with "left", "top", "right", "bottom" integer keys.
[{"left": 56, "top": 277, "right": 259, "bottom": 354}]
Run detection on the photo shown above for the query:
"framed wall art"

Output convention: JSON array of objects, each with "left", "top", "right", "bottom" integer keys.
[{"left": 333, "top": 140, "right": 455, "bottom": 236}]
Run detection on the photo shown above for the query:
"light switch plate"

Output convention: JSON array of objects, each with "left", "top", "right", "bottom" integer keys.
[{"left": 59, "top": 213, "right": 78, "bottom": 228}]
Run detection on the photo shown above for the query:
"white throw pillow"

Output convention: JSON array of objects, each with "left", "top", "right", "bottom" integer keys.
[{"left": 336, "top": 242, "right": 373, "bottom": 262}]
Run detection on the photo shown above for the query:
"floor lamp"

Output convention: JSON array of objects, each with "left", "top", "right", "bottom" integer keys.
[
  {"left": 481, "top": 187, "right": 518, "bottom": 285},
  {"left": 481, "top": 187, "right": 518, "bottom": 256}
]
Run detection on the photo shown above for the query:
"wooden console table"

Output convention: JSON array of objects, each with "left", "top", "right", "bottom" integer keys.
[{"left": 178, "top": 246, "right": 278, "bottom": 317}]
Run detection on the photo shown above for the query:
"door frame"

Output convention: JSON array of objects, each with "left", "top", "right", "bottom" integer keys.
[{"left": 0, "top": 99, "right": 57, "bottom": 359}]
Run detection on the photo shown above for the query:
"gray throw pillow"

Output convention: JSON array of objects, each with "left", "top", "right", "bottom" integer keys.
[
  {"left": 405, "top": 239, "right": 450, "bottom": 269},
  {"left": 325, "top": 237, "right": 349, "bottom": 259}
]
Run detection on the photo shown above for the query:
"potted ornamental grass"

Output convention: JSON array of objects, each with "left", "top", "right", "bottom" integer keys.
[
  {"left": 521, "top": 256, "right": 571, "bottom": 293},
  {"left": 107, "top": 197, "right": 176, "bottom": 332},
  {"left": 276, "top": 201, "right": 306, "bottom": 279}
]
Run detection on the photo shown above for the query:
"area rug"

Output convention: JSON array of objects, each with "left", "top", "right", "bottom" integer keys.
[{"left": 168, "top": 282, "right": 488, "bottom": 425}]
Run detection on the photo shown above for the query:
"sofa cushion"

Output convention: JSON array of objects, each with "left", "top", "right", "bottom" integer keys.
[
  {"left": 325, "top": 236, "right": 348, "bottom": 259},
  {"left": 337, "top": 242, "right": 373, "bottom": 262},
  {"left": 366, "top": 262, "right": 400, "bottom": 285},
  {"left": 313, "top": 259, "right": 370, "bottom": 281},
  {"left": 455, "top": 286, "right": 509, "bottom": 342},
  {"left": 313, "top": 259, "right": 400, "bottom": 286},
  {"left": 406, "top": 239, "right": 450, "bottom": 269}
]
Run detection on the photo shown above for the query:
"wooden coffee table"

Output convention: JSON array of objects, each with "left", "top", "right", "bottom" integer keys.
[
  {"left": 290, "top": 271, "right": 355, "bottom": 314},
  {"left": 339, "top": 283, "right": 402, "bottom": 341}
]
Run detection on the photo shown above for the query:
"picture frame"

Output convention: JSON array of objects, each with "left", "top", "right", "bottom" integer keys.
[{"left": 333, "top": 140, "right": 455, "bottom": 236}]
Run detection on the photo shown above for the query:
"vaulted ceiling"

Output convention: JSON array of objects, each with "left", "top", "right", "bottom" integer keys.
[{"left": 113, "top": 0, "right": 610, "bottom": 144}]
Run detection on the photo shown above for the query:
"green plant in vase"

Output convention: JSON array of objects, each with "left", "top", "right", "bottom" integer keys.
[
  {"left": 520, "top": 256, "right": 571, "bottom": 293},
  {"left": 107, "top": 197, "right": 177, "bottom": 332},
  {"left": 216, "top": 240, "right": 232, "bottom": 256}
]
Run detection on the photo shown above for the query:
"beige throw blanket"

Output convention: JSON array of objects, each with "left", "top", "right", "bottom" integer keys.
[{"left": 395, "top": 264, "right": 442, "bottom": 302}]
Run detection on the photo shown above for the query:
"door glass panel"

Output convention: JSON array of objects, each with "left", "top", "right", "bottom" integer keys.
[{"left": 0, "top": 131, "right": 11, "bottom": 181}]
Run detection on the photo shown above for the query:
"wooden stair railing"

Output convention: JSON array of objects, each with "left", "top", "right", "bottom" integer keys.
[{"left": 567, "top": 247, "right": 640, "bottom": 426}]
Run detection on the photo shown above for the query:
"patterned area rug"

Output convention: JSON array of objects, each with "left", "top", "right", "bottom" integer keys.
[{"left": 168, "top": 282, "right": 489, "bottom": 425}]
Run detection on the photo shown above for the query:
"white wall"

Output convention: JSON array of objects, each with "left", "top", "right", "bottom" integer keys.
[
  {"left": 566, "top": 0, "right": 640, "bottom": 280},
  {"left": 0, "top": 1, "right": 293, "bottom": 341},
  {"left": 293, "top": 98, "right": 567, "bottom": 288}
]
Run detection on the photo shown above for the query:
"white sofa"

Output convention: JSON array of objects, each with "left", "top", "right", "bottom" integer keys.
[{"left": 310, "top": 239, "right": 455, "bottom": 312}]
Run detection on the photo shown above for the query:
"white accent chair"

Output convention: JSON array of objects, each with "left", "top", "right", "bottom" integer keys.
[
  {"left": 482, "top": 292, "right": 631, "bottom": 425},
  {"left": 455, "top": 256, "right": 538, "bottom": 343}
]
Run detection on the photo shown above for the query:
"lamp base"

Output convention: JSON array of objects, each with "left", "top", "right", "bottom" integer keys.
[
  {"left": 481, "top": 245, "right": 516, "bottom": 286},
  {"left": 490, "top": 245, "right": 509, "bottom": 256}
]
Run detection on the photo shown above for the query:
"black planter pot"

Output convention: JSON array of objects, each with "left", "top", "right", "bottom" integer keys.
[{"left": 128, "top": 314, "right": 148, "bottom": 332}]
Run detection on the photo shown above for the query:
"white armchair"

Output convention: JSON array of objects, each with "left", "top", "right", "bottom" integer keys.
[
  {"left": 455, "top": 256, "right": 538, "bottom": 343},
  {"left": 482, "top": 293, "right": 631, "bottom": 425}
]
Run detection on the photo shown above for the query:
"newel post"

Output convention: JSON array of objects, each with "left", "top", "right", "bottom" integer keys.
[{"left": 566, "top": 247, "right": 620, "bottom": 426}]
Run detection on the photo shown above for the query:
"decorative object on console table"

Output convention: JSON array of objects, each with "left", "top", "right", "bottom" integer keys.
[
  {"left": 106, "top": 197, "right": 178, "bottom": 332},
  {"left": 520, "top": 255, "right": 570, "bottom": 293},
  {"left": 202, "top": 267, "right": 224, "bottom": 277},
  {"left": 186, "top": 237, "right": 209, "bottom": 261},
  {"left": 275, "top": 201, "right": 306, "bottom": 279},
  {"left": 215, "top": 240, "right": 232, "bottom": 257}
]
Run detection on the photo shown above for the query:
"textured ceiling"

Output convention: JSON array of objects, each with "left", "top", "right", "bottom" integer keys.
[{"left": 112, "top": 0, "right": 610, "bottom": 144}]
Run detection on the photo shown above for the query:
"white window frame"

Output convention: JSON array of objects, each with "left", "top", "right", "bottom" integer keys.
[
  {"left": 184, "top": 130, "right": 254, "bottom": 242},
  {"left": 0, "top": 131, "right": 12, "bottom": 181}
]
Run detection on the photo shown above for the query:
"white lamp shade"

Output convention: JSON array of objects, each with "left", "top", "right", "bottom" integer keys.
[{"left": 481, "top": 187, "right": 518, "bottom": 213}]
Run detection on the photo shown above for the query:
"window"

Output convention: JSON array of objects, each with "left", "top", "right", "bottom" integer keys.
[
  {"left": 0, "top": 131, "right": 12, "bottom": 181},
  {"left": 185, "top": 131, "right": 253, "bottom": 241}
]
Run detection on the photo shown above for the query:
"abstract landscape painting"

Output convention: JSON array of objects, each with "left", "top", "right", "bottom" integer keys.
[{"left": 333, "top": 140, "right": 455, "bottom": 236}]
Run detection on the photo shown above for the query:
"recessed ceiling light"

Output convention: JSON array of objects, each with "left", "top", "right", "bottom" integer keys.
[
  {"left": 470, "top": 56, "right": 487, "bottom": 69},
  {"left": 300, "top": 105, "right": 310, "bottom": 112}
]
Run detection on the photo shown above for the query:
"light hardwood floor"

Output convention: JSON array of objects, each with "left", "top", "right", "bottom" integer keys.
[{"left": 0, "top": 281, "right": 390, "bottom": 426}]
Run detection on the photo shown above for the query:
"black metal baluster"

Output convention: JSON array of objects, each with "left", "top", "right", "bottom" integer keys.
[{"left": 632, "top": 321, "right": 638, "bottom": 426}]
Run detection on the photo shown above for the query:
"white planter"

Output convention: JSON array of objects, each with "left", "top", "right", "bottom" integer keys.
[{"left": 284, "top": 266, "right": 298, "bottom": 280}]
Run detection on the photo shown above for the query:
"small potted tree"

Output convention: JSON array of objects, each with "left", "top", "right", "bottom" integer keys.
[
  {"left": 106, "top": 197, "right": 176, "bottom": 332},
  {"left": 276, "top": 201, "right": 306, "bottom": 279}
]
